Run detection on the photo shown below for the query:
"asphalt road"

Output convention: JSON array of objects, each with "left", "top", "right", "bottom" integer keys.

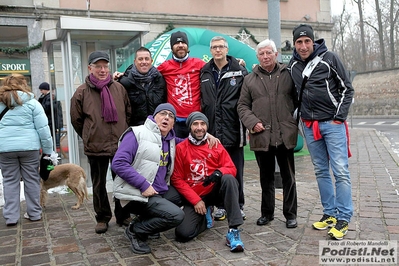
[{"left": 348, "top": 117, "right": 399, "bottom": 158}]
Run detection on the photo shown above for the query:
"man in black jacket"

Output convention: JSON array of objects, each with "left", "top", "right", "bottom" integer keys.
[
  {"left": 288, "top": 24, "right": 354, "bottom": 240},
  {"left": 200, "top": 36, "right": 247, "bottom": 220},
  {"left": 117, "top": 47, "right": 166, "bottom": 127},
  {"left": 38, "top": 82, "right": 63, "bottom": 148}
]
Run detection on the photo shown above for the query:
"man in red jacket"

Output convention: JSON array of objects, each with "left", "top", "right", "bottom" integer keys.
[
  {"left": 171, "top": 111, "right": 244, "bottom": 252},
  {"left": 157, "top": 31, "right": 206, "bottom": 138}
]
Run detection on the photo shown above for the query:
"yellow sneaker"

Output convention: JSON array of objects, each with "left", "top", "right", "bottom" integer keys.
[
  {"left": 312, "top": 214, "right": 337, "bottom": 230},
  {"left": 328, "top": 220, "right": 349, "bottom": 240}
]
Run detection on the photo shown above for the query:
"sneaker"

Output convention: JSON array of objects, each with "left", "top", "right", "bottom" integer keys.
[
  {"left": 312, "top": 214, "right": 337, "bottom": 230},
  {"left": 124, "top": 227, "right": 151, "bottom": 254},
  {"left": 206, "top": 206, "right": 214, "bottom": 228},
  {"left": 226, "top": 229, "right": 244, "bottom": 252},
  {"left": 95, "top": 222, "right": 108, "bottom": 234},
  {"left": 214, "top": 208, "right": 227, "bottom": 221},
  {"left": 328, "top": 220, "right": 349, "bottom": 240},
  {"left": 240, "top": 209, "right": 246, "bottom": 220}
]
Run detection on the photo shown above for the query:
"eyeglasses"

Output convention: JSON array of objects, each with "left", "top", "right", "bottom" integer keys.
[
  {"left": 158, "top": 111, "right": 175, "bottom": 119},
  {"left": 211, "top": 45, "right": 227, "bottom": 50},
  {"left": 90, "top": 64, "right": 109, "bottom": 70}
]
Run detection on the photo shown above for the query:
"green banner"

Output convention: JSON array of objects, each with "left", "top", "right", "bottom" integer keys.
[{"left": 0, "top": 58, "right": 31, "bottom": 75}]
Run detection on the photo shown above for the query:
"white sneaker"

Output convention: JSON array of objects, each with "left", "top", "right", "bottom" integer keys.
[{"left": 214, "top": 208, "right": 227, "bottom": 221}]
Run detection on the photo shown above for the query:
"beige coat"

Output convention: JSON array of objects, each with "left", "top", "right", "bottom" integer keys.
[{"left": 237, "top": 63, "right": 298, "bottom": 151}]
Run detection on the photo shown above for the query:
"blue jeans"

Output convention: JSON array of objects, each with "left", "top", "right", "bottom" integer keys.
[{"left": 302, "top": 120, "right": 353, "bottom": 222}]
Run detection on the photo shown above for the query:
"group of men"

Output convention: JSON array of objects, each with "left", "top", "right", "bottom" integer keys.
[{"left": 69, "top": 24, "right": 354, "bottom": 255}]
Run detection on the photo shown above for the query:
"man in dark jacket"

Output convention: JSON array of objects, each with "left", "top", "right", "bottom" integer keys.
[
  {"left": 38, "top": 82, "right": 64, "bottom": 148},
  {"left": 70, "top": 51, "right": 131, "bottom": 234},
  {"left": 117, "top": 47, "right": 166, "bottom": 127},
  {"left": 287, "top": 24, "right": 354, "bottom": 240},
  {"left": 238, "top": 39, "right": 298, "bottom": 229},
  {"left": 200, "top": 36, "right": 247, "bottom": 220}
]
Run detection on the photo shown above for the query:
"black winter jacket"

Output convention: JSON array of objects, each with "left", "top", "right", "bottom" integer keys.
[
  {"left": 38, "top": 93, "right": 63, "bottom": 131},
  {"left": 200, "top": 56, "right": 247, "bottom": 148},
  {"left": 119, "top": 65, "right": 166, "bottom": 126},
  {"left": 288, "top": 39, "right": 354, "bottom": 122}
]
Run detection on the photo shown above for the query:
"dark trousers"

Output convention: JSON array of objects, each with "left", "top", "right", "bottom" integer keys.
[
  {"left": 174, "top": 120, "right": 190, "bottom": 138},
  {"left": 119, "top": 186, "right": 184, "bottom": 238},
  {"left": 174, "top": 174, "right": 243, "bottom": 242},
  {"left": 225, "top": 146, "right": 245, "bottom": 209},
  {"left": 87, "top": 155, "right": 114, "bottom": 223},
  {"left": 254, "top": 145, "right": 297, "bottom": 220}
]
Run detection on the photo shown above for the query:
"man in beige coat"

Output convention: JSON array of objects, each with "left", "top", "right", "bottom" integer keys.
[{"left": 237, "top": 39, "right": 298, "bottom": 229}]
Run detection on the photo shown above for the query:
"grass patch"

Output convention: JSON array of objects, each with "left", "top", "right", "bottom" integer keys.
[{"left": 244, "top": 145, "right": 309, "bottom": 161}]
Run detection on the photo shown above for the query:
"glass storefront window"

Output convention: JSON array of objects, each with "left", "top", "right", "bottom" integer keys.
[
  {"left": 0, "top": 26, "right": 31, "bottom": 86},
  {"left": 116, "top": 37, "right": 141, "bottom": 72}
]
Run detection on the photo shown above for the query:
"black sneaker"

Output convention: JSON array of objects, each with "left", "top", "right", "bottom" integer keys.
[{"left": 124, "top": 227, "right": 151, "bottom": 254}]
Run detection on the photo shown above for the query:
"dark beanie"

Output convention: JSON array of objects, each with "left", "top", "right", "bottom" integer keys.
[
  {"left": 170, "top": 31, "right": 189, "bottom": 47},
  {"left": 186, "top": 111, "right": 209, "bottom": 129},
  {"left": 153, "top": 103, "right": 176, "bottom": 118},
  {"left": 39, "top": 82, "right": 50, "bottom": 91},
  {"left": 293, "top": 24, "right": 314, "bottom": 43}
]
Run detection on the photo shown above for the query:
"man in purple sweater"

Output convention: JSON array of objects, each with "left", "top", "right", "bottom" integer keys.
[{"left": 112, "top": 103, "right": 185, "bottom": 254}]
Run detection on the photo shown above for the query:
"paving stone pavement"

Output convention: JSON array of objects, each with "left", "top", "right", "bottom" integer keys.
[{"left": 0, "top": 128, "right": 398, "bottom": 265}]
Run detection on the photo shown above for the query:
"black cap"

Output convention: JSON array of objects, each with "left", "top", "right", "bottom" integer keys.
[
  {"left": 88, "top": 51, "right": 109, "bottom": 65},
  {"left": 39, "top": 82, "right": 50, "bottom": 91},
  {"left": 170, "top": 31, "right": 189, "bottom": 47},
  {"left": 293, "top": 24, "right": 314, "bottom": 43}
]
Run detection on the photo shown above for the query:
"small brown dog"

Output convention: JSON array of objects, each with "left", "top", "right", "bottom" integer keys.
[{"left": 40, "top": 163, "right": 88, "bottom": 210}]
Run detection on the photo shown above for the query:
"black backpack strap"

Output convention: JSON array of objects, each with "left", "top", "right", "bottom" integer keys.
[{"left": 0, "top": 107, "right": 9, "bottom": 121}]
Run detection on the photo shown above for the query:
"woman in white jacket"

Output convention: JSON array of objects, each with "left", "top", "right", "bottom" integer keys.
[{"left": 0, "top": 74, "right": 53, "bottom": 226}]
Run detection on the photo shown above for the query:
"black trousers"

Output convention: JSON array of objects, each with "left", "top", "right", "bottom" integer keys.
[
  {"left": 117, "top": 186, "right": 184, "bottom": 238},
  {"left": 254, "top": 145, "right": 297, "bottom": 220},
  {"left": 225, "top": 146, "right": 245, "bottom": 209},
  {"left": 174, "top": 174, "right": 243, "bottom": 242},
  {"left": 87, "top": 155, "right": 114, "bottom": 223}
]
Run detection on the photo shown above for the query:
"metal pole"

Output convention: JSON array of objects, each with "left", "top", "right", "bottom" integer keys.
[
  {"left": 268, "top": 0, "right": 283, "bottom": 188},
  {"left": 268, "top": 0, "right": 282, "bottom": 62}
]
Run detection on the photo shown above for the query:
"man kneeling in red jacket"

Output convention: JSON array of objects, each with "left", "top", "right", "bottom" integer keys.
[{"left": 171, "top": 111, "right": 245, "bottom": 252}]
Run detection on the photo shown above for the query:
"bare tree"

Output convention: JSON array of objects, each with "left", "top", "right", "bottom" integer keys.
[
  {"left": 353, "top": 0, "right": 367, "bottom": 71},
  {"left": 373, "top": 0, "right": 387, "bottom": 68},
  {"left": 332, "top": 0, "right": 398, "bottom": 71},
  {"left": 388, "top": 0, "right": 399, "bottom": 67}
]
